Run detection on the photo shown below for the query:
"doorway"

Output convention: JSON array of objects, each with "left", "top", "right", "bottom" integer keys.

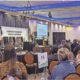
[{"left": 53, "top": 32, "right": 65, "bottom": 45}]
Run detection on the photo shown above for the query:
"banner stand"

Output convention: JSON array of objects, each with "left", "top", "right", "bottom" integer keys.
[{"left": 37, "top": 52, "right": 48, "bottom": 80}]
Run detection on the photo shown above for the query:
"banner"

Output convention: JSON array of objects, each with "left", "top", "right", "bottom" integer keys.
[
  {"left": 1, "top": 26, "right": 28, "bottom": 41},
  {"left": 38, "top": 52, "right": 48, "bottom": 68}
]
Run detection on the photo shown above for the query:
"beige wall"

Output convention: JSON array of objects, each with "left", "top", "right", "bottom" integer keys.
[
  {"left": 50, "top": 23, "right": 80, "bottom": 45},
  {"left": 65, "top": 26, "right": 80, "bottom": 41},
  {"left": 29, "top": 20, "right": 80, "bottom": 45},
  {"left": 49, "top": 23, "right": 66, "bottom": 45}
]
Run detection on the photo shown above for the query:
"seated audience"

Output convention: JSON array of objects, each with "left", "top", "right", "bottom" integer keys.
[{"left": 48, "top": 47, "right": 75, "bottom": 80}]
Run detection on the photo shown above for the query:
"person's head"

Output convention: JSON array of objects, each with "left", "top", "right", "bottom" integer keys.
[
  {"left": 68, "top": 39, "right": 71, "bottom": 42},
  {"left": 77, "top": 40, "right": 80, "bottom": 45},
  {"left": 63, "top": 44, "right": 71, "bottom": 51},
  {"left": 57, "top": 47, "right": 71, "bottom": 61},
  {"left": 73, "top": 45, "right": 80, "bottom": 58},
  {"left": 52, "top": 45, "right": 58, "bottom": 54},
  {"left": 40, "top": 48, "right": 44, "bottom": 53},
  {"left": 4, "top": 44, "right": 16, "bottom": 61},
  {"left": 73, "top": 45, "right": 80, "bottom": 64},
  {"left": 73, "top": 39, "right": 77, "bottom": 43},
  {"left": 61, "top": 40, "right": 66, "bottom": 45}
]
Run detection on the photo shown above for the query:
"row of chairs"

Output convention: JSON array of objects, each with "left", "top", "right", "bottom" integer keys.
[
  {"left": 0, "top": 46, "right": 50, "bottom": 79},
  {"left": 0, "top": 51, "right": 37, "bottom": 79},
  {"left": 24, "top": 53, "right": 80, "bottom": 80},
  {"left": 1, "top": 52, "right": 80, "bottom": 80},
  {"left": 0, "top": 51, "right": 36, "bottom": 79},
  {"left": 23, "top": 46, "right": 52, "bottom": 75}
]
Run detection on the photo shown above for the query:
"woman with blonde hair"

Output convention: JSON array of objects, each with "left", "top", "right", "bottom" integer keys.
[
  {"left": 48, "top": 47, "right": 75, "bottom": 80},
  {"left": 0, "top": 44, "right": 27, "bottom": 80}
]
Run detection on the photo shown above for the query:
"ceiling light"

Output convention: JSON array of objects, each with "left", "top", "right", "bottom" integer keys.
[
  {"left": 48, "top": 11, "right": 52, "bottom": 18},
  {"left": 23, "top": 1, "right": 35, "bottom": 16}
]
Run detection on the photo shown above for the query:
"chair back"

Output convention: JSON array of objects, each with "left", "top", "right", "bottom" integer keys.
[
  {"left": 49, "top": 61, "right": 58, "bottom": 74},
  {"left": 76, "top": 64, "right": 80, "bottom": 75},
  {"left": 64, "top": 73, "right": 80, "bottom": 80},
  {"left": 24, "top": 52, "right": 34, "bottom": 64}
]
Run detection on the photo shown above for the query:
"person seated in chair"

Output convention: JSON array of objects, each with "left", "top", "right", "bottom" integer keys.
[
  {"left": 48, "top": 47, "right": 75, "bottom": 80},
  {"left": 1, "top": 44, "right": 27, "bottom": 80}
]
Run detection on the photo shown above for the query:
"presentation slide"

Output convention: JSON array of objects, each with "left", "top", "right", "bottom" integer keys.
[{"left": 37, "top": 24, "right": 48, "bottom": 40}]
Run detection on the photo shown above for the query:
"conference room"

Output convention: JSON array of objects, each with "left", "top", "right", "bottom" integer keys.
[{"left": 0, "top": 1, "right": 80, "bottom": 80}]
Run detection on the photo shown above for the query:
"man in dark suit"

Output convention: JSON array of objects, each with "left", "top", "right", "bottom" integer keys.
[{"left": 71, "top": 39, "right": 79, "bottom": 52}]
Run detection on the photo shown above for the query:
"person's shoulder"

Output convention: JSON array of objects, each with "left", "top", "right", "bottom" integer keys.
[
  {"left": 54, "top": 62, "right": 64, "bottom": 69},
  {"left": 16, "top": 61, "right": 25, "bottom": 66},
  {"left": 57, "top": 61, "right": 70, "bottom": 67}
]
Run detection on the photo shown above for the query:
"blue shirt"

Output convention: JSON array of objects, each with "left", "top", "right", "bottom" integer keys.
[{"left": 49, "top": 61, "right": 75, "bottom": 80}]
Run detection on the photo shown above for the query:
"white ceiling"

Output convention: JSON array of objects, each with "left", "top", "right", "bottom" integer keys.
[
  {"left": 0, "top": 1, "right": 80, "bottom": 26},
  {"left": 0, "top": 1, "right": 62, "bottom": 7}
]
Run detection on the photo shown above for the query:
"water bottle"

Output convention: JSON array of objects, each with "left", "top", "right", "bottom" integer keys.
[
  {"left": 7, "top": 75, "right": 15, "bottom": 80},
  {"left": 40, "top": 73, "right": 46, "bottom": 80}
]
